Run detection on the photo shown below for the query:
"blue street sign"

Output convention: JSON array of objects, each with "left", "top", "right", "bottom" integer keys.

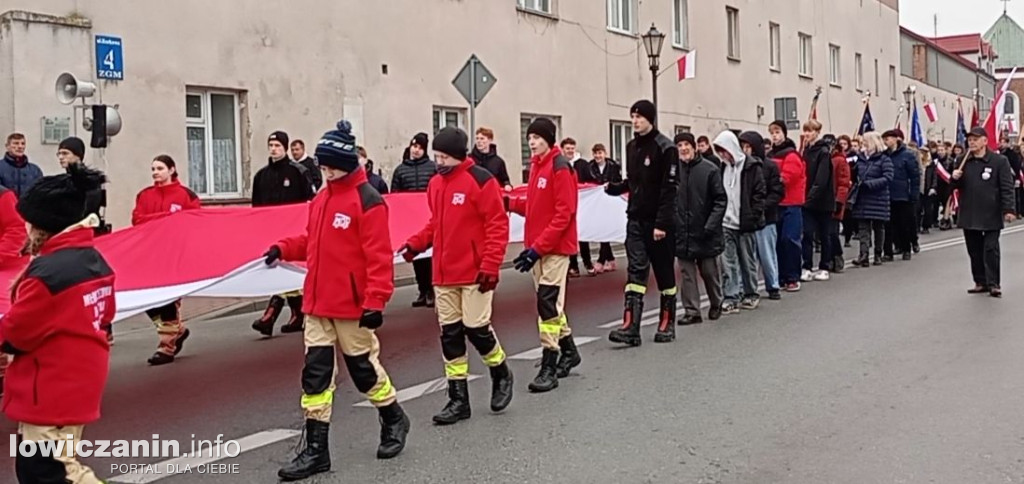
[{"left": 95, "top": 35, "right": 124, "bottom": 80}]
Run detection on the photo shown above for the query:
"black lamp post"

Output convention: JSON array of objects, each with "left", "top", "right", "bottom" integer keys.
[
  {"left": 641, "top": 23, "right": 666, "bottom": 115},
  {"left": 902, "top": 85, "right": 915, "bottom": 133}
]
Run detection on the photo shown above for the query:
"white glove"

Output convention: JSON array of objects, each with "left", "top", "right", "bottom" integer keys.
[{"left": 928, "top": 189, "right": 937, "bottom": 196}]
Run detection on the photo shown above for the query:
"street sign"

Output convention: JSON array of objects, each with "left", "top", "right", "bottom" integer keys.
[
  {"left": 95, "top": 35, "right": 124, "bottom": 80},
  {"left": 452, "top": 55, "right": 496, "bottom": 108}
]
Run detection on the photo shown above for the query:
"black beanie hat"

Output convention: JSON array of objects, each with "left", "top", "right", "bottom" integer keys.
[
  {"left": 315, "top": 120, "right": 359, "bottom": 173},
  {"left": 410, "top": 132, "right": 429, "bottom": 151},
  {"left": 268, "top": 131, "right": 289, "bottom": 148},
  {"left": 769, "top": 120, "right": 788, "bottom": 138},
  {"left": 526, "top": 118, "right": 557, "bottom": 147},
  {"left": 432, "top": 127, "right": 469, "bottom": 160},
  {"left": 58, "top": 137, "right": 86, "bottom": 160},
  {"left": 630, "top": 100, "right": 657, "bottom": 125},
  {"left": 18, "top": 162, "right": 106, "bottom": 234},
  {"left": 674, "top": 132, "right": 696, "bottom": 148}
]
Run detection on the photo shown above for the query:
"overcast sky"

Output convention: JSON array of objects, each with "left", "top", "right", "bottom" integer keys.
[{"left": 900, "top": 0, "right": 1020, "bottom": 37}]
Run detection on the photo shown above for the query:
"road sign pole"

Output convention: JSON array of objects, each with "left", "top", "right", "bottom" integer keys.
[{"left": 469, "top": 58, "right": 477, "bottom": 139}]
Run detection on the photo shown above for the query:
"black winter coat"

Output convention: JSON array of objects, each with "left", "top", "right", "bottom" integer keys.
[
  {"left": 675, "top": 158, "right": 727, "bottom": 260},
  {"left": 736, "top": 157, "right": 767, "bottom": 232},
  {"left": 922, "top": 162, "right": 937, "bottom": 195},
  {"left": 606, "top": 129, "right": 679, "bottom": 232},
  {"left": 252, "top": 158, "right": 314, "bottom": 207},
  {"left": 952, "top": 150, "right": 1016, "bottom": 231},
  {"left": 590, "top": 160, "right": 622, "bottom": 184},
  {"left": 802, "top": 139, "right": 835, "bottom": 212},
  {"left": 295, "top": 156, "right": 323, "bottom": 191},
  {"left": 472, "top": 145, "right": 512, "bottom": 188},
  {"left": 390, "top": 156, "right": 436, "bottom": 193},
  {"left": 1000, "top": 147, "right": 1023, "bottom": 178},
  {"left": 572, "top": 157, "right": 596, "bottom": 183},
  {"left": 887, "top": 143, "right": 921, "bottom": 203}
]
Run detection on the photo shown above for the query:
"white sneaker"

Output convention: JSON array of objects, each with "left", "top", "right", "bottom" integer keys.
[
  {"left": 800, "top": 269, "right": 814, "bottom": 282},
  {"left": 813, "top": 270, "right": 831, "bottom": 281}
]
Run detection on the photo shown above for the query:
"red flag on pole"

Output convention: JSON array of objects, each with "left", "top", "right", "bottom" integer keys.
[
  {"left": 984, "top": 67, "right": 1018, "bottom": 150},
  {"left": 970, "top": 105, "right": 980, "bottom": 129},
  {"left": 676, "top": 50, "right": 696, "bottom": 81}
]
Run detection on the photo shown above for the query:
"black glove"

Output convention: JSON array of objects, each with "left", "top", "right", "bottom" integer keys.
[
  {"left": 359, "top": 310, "right": 383, "bottom": 329},
  {"left": 502, "top": 196, "right": 510, "bottom": 212},
  {"left": 263, "top": 246, "right": 282, "bottom": 266},
  {"left": 513, "top": 248, "right": 541, "bottom": 273},
  {"left": 605, "top": 182, "right": 627, "bottom": 196}
]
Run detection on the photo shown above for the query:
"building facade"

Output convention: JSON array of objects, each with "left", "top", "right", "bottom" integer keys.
[{"left": 0, "top": 0, "right": 904, "bottom": 227}]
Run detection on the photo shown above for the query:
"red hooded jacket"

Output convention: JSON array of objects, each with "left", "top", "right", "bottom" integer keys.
[
  {"left": 769, "top": 140, "right": 807, "bottom": 207},
  {"left": 0, "top": 187, "right": 26, "bottom": 266},
  {"left": 508, "top": 147, "right": 578, "bottom": 256},
  {"left": 276, "top": 168, "right": 393, "bottom": 319},
  {"left": 406, "top": 159, "right": 509, "bottom": 286},
  {"left": 831, "top": 150, "right": 852, "bottom": 220},
  {"left": 131, "top": 180, "right": 201, "bottom": 225},
  {"left": 1, "top": 228, "right": 116, "bottom": 426}
]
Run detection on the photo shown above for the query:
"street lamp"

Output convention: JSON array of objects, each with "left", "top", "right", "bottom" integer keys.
[
  {"left": 641, "top": 23, "right": 666, "bottom": 114},
  {"left": 903, "top": 85, "right": 915, "bottom": 133}
]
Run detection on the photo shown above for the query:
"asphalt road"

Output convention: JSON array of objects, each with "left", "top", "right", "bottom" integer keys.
[{"left": 2, "top": 226, "right": 1023, "bottom": 483}]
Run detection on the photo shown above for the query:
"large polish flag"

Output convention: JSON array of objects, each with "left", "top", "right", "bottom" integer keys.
[{"left": 677, "top": 50, "right": 696, "bottom": 81}]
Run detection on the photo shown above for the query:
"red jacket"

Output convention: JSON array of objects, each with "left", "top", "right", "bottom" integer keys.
[
  {"left": 508, "top": 147, "right": 578, "bottom": 256},
  {"left": 277, "top": 168, "right": 394, "bottom": 319},
  {"left": 0, "top": 188, "right": 26, "bottom": 266},
  {"left": 1, "top": 228, "right": 115, "bottom": 426},
  {"left": 831, "top": 151, "right": 852, "bottom": 220},
  {"left": 406, "top": 159, "right": 509, "bottom": 286},
  {"left": 770, "top": 142, "right": 807, "bottom": 207},
  {"left": 132, "top": 180, "right": 201, "bottom": 226}
]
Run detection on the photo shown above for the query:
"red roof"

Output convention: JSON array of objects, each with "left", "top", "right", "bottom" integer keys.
[
  {"left": 901, "top": 27, "right": 990, "bottom": 72},
  {"left": 931, "top": 33, "right": 998, "bottom": 59}
]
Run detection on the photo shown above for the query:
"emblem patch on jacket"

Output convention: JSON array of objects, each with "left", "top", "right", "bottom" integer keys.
[
  {"left": 169, "top": 204, "right": 182, "bottom": 213},
  {"left": 537, "top": 177, "right": 548, "bottom": 189},
  {"left": 332, "top": 213, "right": 351, "bottom": 229},
  {"left": 284, "top": 179, "right": 291, "bottom": 187},
  {"left": 452, "top": 193, "right": 466, "bottom": 205}
]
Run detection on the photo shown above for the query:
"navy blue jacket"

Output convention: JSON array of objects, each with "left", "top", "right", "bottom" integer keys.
[
  {"left": 887, "top": 144, "right": 921, "bottom": 203},
  {"left": 0, "top": 153, "right": 43, "bottom": 198},
  {"left": 850, "top": 152, "right": 893, "bottom": 221}
]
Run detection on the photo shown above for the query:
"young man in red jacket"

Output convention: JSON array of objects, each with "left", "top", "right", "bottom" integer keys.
[
  {"left": 402, "top": 127, "right": 513, "bottom": 425},
  {"left": 508, "top": 118, "right": 581, "bottom": 393},
  {"left": 264, "top": 120, "right": 410, "bottom": 481},
  {"left": 2, "top": 164, "right": 113, "bottom": 484},
  {"left": 767, "top": 120, "right": 807, "bottom": 291}
]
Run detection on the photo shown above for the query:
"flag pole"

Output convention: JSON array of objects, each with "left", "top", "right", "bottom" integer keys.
[{"left": 853, "top": 92, "right": 871, "bottom": 136}]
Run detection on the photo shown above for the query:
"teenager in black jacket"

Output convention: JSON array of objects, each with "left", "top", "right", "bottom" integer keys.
[
  {"left": 392, "top": 132, "right": 437, "bottom": 307},
  {"left": 472, "top": 127, "right": 513, "bottom": 190},
  {"left": 740, "top": 131, "right": 785, "bottom": 300},
  {"left": 799, "top": 121, "right": 835, "bottom": 282},
  {"left": 589, "top": 143, "right": 621, "bottom": 272}
]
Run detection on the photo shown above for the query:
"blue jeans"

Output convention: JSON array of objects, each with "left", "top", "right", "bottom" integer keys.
[
  {"left": 754, "top": 224, "right": 779, "bottom": 292},
  {"left": 722, "top": 229, "right": 759, "bottom": 304},
  {"left": 775, "top": 206, "right": 804, "bottom": 284}
]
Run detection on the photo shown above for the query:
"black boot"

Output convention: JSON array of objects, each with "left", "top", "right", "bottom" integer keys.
[
  {"left": 608, "top": 292, "right": 643, "bottom": 347},
  {"left": 528, "top": 349, "right": 560, "bottom": 393},
  {"left": 555, "top": 335, "right": 582, "bottom": 378},
  {"left": 425, "top": 291, "right": 435, "bottom": 308},
  {"left": 280, "top": 296, "right": 305, "bottom": 334},
  {"left": 252, "top": 295, "right": 285, "bottom": 337},
  {"left": 832, "top": 255, "right": 846, "bottom": 273},
  {"left": 432, "top": 379, "right": 471, "bottom": 425},
  {"left": 489, "top": 363, "right": 514, "bottom": 412},
  {"left": 653, "top": 294, "right": 677, "bottom": 343},
  {"left": 412, "top": 292, "right": 428, "bottom": 308},
  {"left": 377, "top": 403, "right": 410, "bottom": 459},
  {"left": 278, "top": 419, "right": 331, "bottom": 481},
  {"left": 147, "top": 352, "right": 174, "bottom": 366}
]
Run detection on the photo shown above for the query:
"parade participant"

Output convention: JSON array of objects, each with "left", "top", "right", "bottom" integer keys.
[
  {"left": 267, "top": 120, "right": 409, "bottom": 480},
  {"left": 357, "top": 146, "right": 389, "bottom": 194},
  {"left": 132, "top": 155, "right": 201, "bottom": 365},
  {"left": 674, "top": 133, "right": 726, "bottom": 325},
  {"left": 508, "top": 117, "right": 582, "bottom": 391},
  {"left": 850, "top": 132, "right": 893, "bottom": 267},
  {"left": 291, "top": 139, "right": 323, "bottom": 192},
  {"left": 472, "top": 127, "right": 513, "bottom": 191},
  {"left": 697, "top": 135, "right": 723, "bottom": 169},
  {"left": 0, "top": 179, "right": 26, "bottom": 397},
  {"left": 402, "top": 127, "right": 513, "bottom": 424},
  {"left": 799, "top": 121, "right": 835, "bottom": 282},
  {"left": 882, "top": 129, "right": 921, "bottom": 261},
  {"left": 392, "top": 133, "right": 437, "bottom": 308},
  {"left": 564, "top": 137, "right": 597, "bottom": 277},
  {"left": 1, "top": 133, "right": 42, "bottom": 198},
  {"left": 829, "top": 136, "right": 853, "bottom": 273},
  {"left": 935, "top": 142, "right": 954, "bottom": 230},
  {"left": 741, "top": 131, "right": 785, "bottom": 299},
  {"left": 919, "top": 149, "right": 939, "bottom": 235},
  {"left": 605, "top": 100, "right": 679, "bottom": 345},
  {"left": 56, "top": 137, "right": 108, "bottom": 236},
  {"left": 953, "top": 128, "right": 1017, "bottom": 298},
  {"left": 590, "top": 144, "right": 621, "bottom": 272},
  {"left": 716, "top": 131, "right": 766, "bottom": 314},
  {"left": 251, "top": 131, "right": 313, "bottom": 337},
  {"left": 2, "top": 163, "right": 114, "bottom": 484},
  {"left": 768, "top": 121, "right": 807, "bottom": 291},
  {"left": 843, "top": 136, "right": 863, "bottom": 246}
]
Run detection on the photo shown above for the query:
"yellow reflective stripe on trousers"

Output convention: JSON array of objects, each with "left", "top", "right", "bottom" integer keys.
[
  {"left": 538, "top": 317, "right": 563, "bottom": 335},
  {"left": 660, "top": 287, "right": 678, "bottom": 296},
  {"left": 481, "top": 345, "right": 506, "bottom": 367},
  {"left": 625, "top": 283, "right": 647, "bottom": 294},
  {"left": 368, "top": 376, "right": 394, "bottom": 402},
  {"left": 445, "top": 360, "right": 469, "bottom": 378},
  {"left": 301, "top": 390, "right": 333, "bottom": 409}
]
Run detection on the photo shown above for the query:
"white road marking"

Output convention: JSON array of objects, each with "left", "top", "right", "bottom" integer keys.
[
  {"left": 107, "top": 429, "right": 301, "bottom": 483},
  {"left": 508, "top": 336, "right": 600, "bottom": 360},
  {"left": 353, "top": 375, "right": 482, "bottom": 408}
]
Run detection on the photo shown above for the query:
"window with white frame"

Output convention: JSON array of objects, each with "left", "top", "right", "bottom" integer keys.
[
  {"left": 889, "top": 65, "right": 897, "bottom": 100},
  {"left": 673, "top": 0, "right": 689, "bottom": 48},
  {"left": 726, "top": 7, "right": 740, "bottom": 60},
  {"left": 769, "top": 23, "right": 781, "bottom": 71},
  {"left": 432, "top": 106, "right": 466, "bottom": 135},
  {"left": 855, "top": 53, "right": 863, "bottom": 91},
  {"left": 609, "top": 121, "right": 633, "bottom": 176},
  {"left": 829, "top": 44, "right": 841, "bottom": 85},
  {"left": 185, "top": 90, "right": 242, "bottom": 198},
  {"left": 517, "top": 0, "right": 551, "bottom": 15},
  {"left": 798, "top": 33, "right": 813, "bottom": 77},
  {"left": 520, "top": 114, "right": 562, "bottom": 165},
  {"left": 607, "top": 0, "right": 636, "bottom": 34}
]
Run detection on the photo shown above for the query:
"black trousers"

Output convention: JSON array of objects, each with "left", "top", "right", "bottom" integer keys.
[
  {"left": 571, "top": 242, "right": 617, "bottom": 271},
  {"left": 843, "top": 212, "right": 858, "bottom": 244},
  {"left": 625, "top": 220, "right": 676, "bottom": 293},
  {"left": 884, "top": 201, "right": 916, "bottom": 255},
  {"left": 964, "top": 229, "right": 1001, "bottom": 287},
  {"left": 828, "top": 219, "right": 843, "bottom": 261},
  {"left": 413, "top": 258, "right": 433, "bottom": 295},
  {"left": 920, "top": 195, "right": 939, "bottom": 230},
  {"left": 858, "top": 219, "right": 886, "bottom": 260}
]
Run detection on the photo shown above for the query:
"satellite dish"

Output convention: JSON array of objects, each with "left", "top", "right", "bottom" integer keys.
[{"left": 55, "top": 72, "right": 97, "bottom": 105}]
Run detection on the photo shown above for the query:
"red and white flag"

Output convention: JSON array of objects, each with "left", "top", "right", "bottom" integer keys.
[
  {"left": 935, "top": 159, "right": 951, "bottom": 183},
  {"left": 677, "top": 50, "right": 696, "bottom": 81},
  {"left": 923, "top": 103, "right": 938, "bottom": 123},
  {"left": 985, "top": 67, "right": 1019, "bottom": 149}
]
